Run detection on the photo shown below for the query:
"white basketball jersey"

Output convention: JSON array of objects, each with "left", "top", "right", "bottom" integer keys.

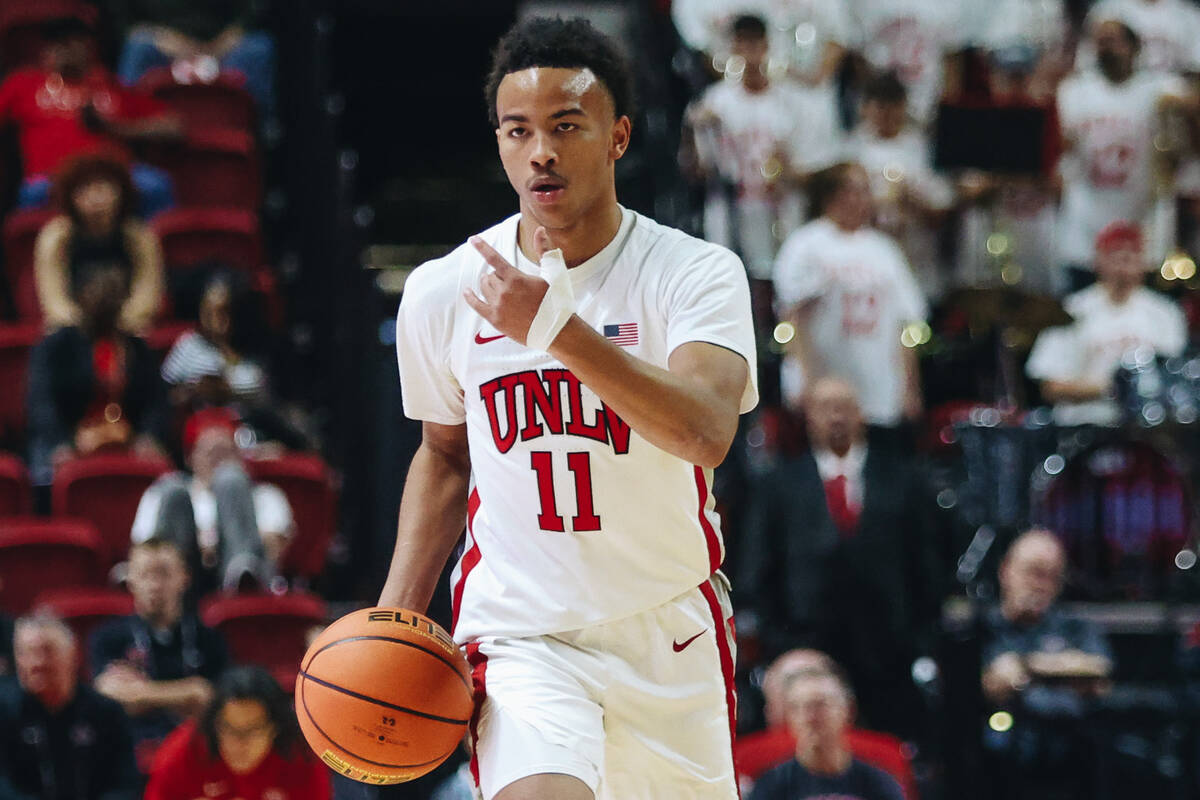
[
  {"left": 1056, "top": 70, "right": 1186, "bottom": 264},
  {"left": 395, "top": 209, "right": 758, "bottom": 642}
]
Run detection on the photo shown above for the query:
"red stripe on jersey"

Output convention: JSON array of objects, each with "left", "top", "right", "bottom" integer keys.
[
  {"left": 465, "top": 641, "right": 489, "bottom": 788},
  {"left": 451, "top": 489, "right": 482, "bottom": 636},
  {"left": 694, "top": 466, "right": 722, "bottom": 573},
  {"left": 699, "top": 579, "right": 741, "bottom": 799}
]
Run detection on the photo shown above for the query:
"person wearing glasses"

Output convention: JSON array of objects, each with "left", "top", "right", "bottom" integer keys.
[{"left": 143, "top": 666, "right": 329, "bottom": 800}]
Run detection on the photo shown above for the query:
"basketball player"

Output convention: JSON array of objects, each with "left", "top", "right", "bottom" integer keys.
[{"left": 380, "top": 17, "right": 757, "bottom": 800}]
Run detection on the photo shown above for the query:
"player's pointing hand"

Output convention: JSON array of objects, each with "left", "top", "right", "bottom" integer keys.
[{"left": 466, "top": 229, "right": 576, "bottom": 351}]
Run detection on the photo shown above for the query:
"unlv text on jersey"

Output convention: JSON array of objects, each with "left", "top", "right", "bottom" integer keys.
[{"left": 479, "top": 368, "right": 631, "bottom": 455}]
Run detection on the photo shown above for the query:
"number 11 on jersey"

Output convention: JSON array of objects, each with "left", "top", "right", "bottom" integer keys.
[{"left": 530, "top": 451, "right": 602, "bottom": 532}]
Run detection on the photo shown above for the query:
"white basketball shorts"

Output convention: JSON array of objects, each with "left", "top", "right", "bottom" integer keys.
[{"left": 462, "top": 573, "right": 739, "bottom": 799}]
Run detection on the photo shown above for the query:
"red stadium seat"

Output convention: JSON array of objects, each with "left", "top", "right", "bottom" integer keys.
[
  {"left": 200, "top": 591, "right": 327, "bottom": 689},
  {"left": 735, "top": 725, "right": 919, "bottom": 799},
  {"left": 2, "top": 207, "right": 54, "bottom": 320},
  {"left": 34, "top": 586, "right": 134, "bottom": 677},
  {"left": 147, "top": 129, "right": 261, "bottom": 210},
  {"left": 0, "top": 1, "right": 97, "bottom": 74},
  {"left": 151, "top": 207, "right": 264, "bottom": 272},
  {"left": 244, "top": 453, "right": 338, "bottom": 581},
  {"left": 137, "top": 67, "right": 257, "bottom": 133},
  {"left": 51, "top": 452, "right": 173, "bottom": 568},
  {"left": 0, "top": 453, "right": 31, "bottom": 515},
  {"left": 0, "top": 517, "right": 106, "bottom": 614},
  {"left": 0, "top": 323, "right": 39, "bottom": 444}
]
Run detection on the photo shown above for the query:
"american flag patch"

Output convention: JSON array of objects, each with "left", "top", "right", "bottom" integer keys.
[{"left": 604, "top": 323, "right": 639, "bottom": 346}]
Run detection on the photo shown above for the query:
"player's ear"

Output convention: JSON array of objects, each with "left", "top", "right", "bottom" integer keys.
[{"left": 610, "top": 115, "right": 632, "bottom": 161}]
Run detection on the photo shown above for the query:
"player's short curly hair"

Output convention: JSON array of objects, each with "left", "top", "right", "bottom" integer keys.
[{"left": 484, "top": 17, "right": 635, "bottom": 128}]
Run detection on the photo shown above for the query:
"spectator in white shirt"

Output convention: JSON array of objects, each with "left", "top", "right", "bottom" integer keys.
[
  {"left": 1081, "top": 0, "right": 1200, "bottom": 75},
  {"left": 1056, "top": 19, "right": 1195, "bottom": 288},
  {"left": 131, "top": 414, "right": 293, "bottom": 591},
  {"left": 773, "top": 162, "right": 927, "bottom": 427},
  {"left": 1026, "top": 220, "right": 1188, "bottom": 426},
  {"left": 848, "top": 0, "right": 968, "bottom": 125},
  {"left": 844, "top": 72, "right": 954, "bottom": 297},
  {"left": 683, "top": 14, "right": 841, "bottom": 282},
  {"left": 672, "top": 0, "right": 855, "bottom": 88}
]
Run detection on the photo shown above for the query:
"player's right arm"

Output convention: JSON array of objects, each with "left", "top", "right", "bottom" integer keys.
[
  {"left": 383, "top": 249, "right": 471, "bottom": 611},
  {"left": 378, "top": 421, "right": 471, "bottom": 612}
]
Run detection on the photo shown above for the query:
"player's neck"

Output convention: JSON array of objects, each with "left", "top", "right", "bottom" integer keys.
[{"left": 518, "top": 200, "right": 623, "bottom": 268}]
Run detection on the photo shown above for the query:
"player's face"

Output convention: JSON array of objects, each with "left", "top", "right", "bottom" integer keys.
[{"left": 495, "top": 67, "right": 631, "bottom": 234}]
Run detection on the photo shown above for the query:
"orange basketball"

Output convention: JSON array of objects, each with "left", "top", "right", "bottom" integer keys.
[{"left": 295, "top": 607, "right": 474, "bottom": 785}]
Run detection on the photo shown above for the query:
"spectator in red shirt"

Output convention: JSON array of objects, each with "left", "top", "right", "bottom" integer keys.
[
  {"left": 0, "top": 16, "right": 183, "bottom": 217},
  {"left": 144, "top": 665, "right": 331, "bottom": 800}
]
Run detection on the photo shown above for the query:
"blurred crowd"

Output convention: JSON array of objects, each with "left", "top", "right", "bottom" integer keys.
[
  {"left": 0, "top": 3, "right": 339, "bottom": 800},
  {"left": 671, "top": 0, "right": 1200, "bottom": 798}
]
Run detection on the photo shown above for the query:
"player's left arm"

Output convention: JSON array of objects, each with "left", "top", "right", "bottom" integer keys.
[{"left": 465, "top": 236, "right": 747, "bottom": 468}]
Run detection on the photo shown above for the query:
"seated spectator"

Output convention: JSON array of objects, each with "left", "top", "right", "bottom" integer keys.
[
  {"left": 113, "top": 0, "right": 276, "bottom": 119},
  {"left": 844, "top": 72, "right": 953, "bottom": 297},
  {"left": 0, "top": 612, "right": 140, "bottom": 800},
  {"left": 0, "top": 16, "right": 183, "bottom": 217},
  {"left": 132, "top": 415, "right": 292, "bottom": 590},
  {"left": 162, "top": 270, "right": 310, "bottom": 452},
  {"left": 90, "top": 538, "right": 230, "bottom": 772},
  {"left": 163, "top": 271, "right": 268, "bottom": 406},
  {"left": 35, "top": 152, "right": 165, "bottom": 335},
  {"left": 737, "top": 650, "right": 919, "bottom": 798},
  {"left": 26, "top": 255, "right": 168, "bottom": 486},
  {"left": 1026, "top": 221, "right": 1187, "bottom": 426},
  {"left": 681, "top": 14, "right": 840, "bottom": 287},
  {"left": 773, "top": 162, "right": 927, "bottom": 427},
  {"left": 738, "top": 377, "right": 944, "bottom": 738},
  {"left": 737, "top": 649, "right": 837, "bottom": 782},
  {"left": 749, "top": 665, "right": 905, "bottom": 800},
  {"left": 144, "top": 665, "right": 331, "bottom": 800},
  {"left": 1056, "top": 19, "right": 1195, "bottom": 287},
  {"left": 980, "top": 529, "right": 1112, "bottom": 795}
]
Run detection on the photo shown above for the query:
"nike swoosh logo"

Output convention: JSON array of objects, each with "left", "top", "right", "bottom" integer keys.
[
  {"left": 474, "top": 333, "right": 505, "bottom": 344},
  {"left": 673, "top": 630, "right": 706, "bottom": 652}
]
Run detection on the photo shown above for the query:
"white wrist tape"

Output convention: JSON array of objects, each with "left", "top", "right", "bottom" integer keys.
[{"left": 525, "top": 248, "right": 576, "bottom": 351}]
